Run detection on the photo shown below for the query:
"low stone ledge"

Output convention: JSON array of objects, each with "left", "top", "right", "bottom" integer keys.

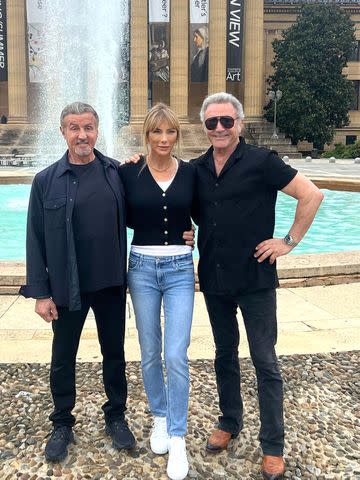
[{"left": 1, "top": 251, "right": 360, "bottom": 293}]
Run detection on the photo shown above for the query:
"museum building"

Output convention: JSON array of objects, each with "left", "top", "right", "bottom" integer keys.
[{"left": 1, "top": 0, "right": 360, "bottom": 148}]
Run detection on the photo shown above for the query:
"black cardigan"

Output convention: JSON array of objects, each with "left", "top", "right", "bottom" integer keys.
[{"left": 119, "top": 158, "right": 197, "bottom": 246}]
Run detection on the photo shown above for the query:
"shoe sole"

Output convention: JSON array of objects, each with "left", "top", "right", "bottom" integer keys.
[
  {"left": 105, "top": 426, "right": 136, "bottom": 450},
  {"left": 151, "top": 446, "right": 168, "bottom": 455},
  {"left": 262, "top": 472, "right": 285, "bottom": 480},
  {"left": 45, "top": 434, "right": 75, "bottom": 462}
]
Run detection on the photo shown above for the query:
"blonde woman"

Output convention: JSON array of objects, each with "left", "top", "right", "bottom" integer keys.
[{"left": 119, "top": 104, "right": 196, "bottom": 480}]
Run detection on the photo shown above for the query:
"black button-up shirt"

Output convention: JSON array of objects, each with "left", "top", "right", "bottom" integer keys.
[
  {"left": 191, "top": 138, "right": 297, "bottom": 295},
  {"left": 20, "top": 149, "right": 126, "bottom": 310}
]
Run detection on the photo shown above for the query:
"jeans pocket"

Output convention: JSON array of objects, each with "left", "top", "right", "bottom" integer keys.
[
  {"left": 174, "top": 257, "right": 194, "bottom": 271},
  {"left": 128, "top": 255, "right": 140, "bottom": 270}
]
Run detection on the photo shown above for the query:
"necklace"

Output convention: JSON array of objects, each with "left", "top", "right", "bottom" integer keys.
[{"left": 148, "top": 156, "right": 175, "bottom": 172}]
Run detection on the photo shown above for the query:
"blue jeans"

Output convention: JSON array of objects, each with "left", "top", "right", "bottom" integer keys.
[{"left": 127, "top": 252, "right": 195, "bottom": 437}]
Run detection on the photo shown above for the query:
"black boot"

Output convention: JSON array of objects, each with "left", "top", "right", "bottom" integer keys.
[
  {"left": 45, "top": 426, "right": 74, "bottom": 462},
  {"left": 105, "top": 419, "right": 136, "bottom": 450}
]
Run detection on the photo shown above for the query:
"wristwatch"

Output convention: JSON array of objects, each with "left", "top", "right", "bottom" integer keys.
[{"left": 283, "top": 233, "right": 298, "bottom": 247}]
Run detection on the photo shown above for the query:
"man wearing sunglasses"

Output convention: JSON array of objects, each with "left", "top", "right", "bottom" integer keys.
[{"left": 192, "top": 92, "right": 323, "bottom": 480}]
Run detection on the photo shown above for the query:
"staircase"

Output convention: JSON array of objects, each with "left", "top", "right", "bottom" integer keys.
[{"left": 246, "top": 122, "right": 302, "bottom": 159}]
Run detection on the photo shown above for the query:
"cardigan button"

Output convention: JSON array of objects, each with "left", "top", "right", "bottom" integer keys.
[
  {"left": 164, "top": 242, "right": 168, "bottom": 245},
  {"left": 164, "top": 231, "right": 168, "bottom": 234},
  {"left": 164, "top": 218, "right": 168, "bottom": 222},
  {"left": 163, "top": 206, "right": 167, "bottom": 210},
  {"left": 162, "top": 193, "right": 166, "bottom": 197}
]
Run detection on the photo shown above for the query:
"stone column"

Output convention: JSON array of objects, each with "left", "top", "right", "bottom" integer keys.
[
  {"left": 208, "top": 0, "right": 227, "bottom": 94},
  {"left": 130, "top": 0, "right": 148, "bottom": 123},
  {"left": 7, "top": 0, "right": 28, "bottom": 124},
  {"left": 170, "top": 0, "right": 188, "bottom": 122},
  {"left": 244, "top": 0, "right": 264, "bottom": 122}
]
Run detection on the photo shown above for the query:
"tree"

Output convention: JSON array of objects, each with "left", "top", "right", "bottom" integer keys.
[{"left": 264, "top": 4, "right": 355, "bottom": 150}]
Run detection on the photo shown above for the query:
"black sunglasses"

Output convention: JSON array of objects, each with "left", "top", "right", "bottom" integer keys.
[{"left": 204, "top": 116, "right": 238, "bottom": 130}]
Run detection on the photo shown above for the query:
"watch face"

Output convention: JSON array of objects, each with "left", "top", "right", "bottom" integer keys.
[{"left": 284, "top": 234, "right": 296, "bottom": 246}]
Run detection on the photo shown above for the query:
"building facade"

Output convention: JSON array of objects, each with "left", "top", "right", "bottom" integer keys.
[{"left": 1, "top": 0, "right": 360, "bottom": 146}]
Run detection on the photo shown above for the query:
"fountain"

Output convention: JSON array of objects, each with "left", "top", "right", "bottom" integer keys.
[{"left": 29, "top": 0, "right": 130, "bottom": 161}]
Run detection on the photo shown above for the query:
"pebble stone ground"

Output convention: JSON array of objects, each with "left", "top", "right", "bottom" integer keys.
[{"left": 1, "top": 352, "right": 359, "bottom": 480}]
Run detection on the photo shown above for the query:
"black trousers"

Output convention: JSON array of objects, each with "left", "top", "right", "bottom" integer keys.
[
  {"left": 204, "top": 289, "right": 284, "bottom": 456},
  {"left": 49, "top": 286, "right": 127, "bottom": 427}
]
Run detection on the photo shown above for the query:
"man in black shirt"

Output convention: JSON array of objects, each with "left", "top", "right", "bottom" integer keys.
[
  {"left": 192, "top": 92, "right": 323, "bottom": 480},
  {"left": 20, "top": 102, "right": 134, "bottom": 462}
]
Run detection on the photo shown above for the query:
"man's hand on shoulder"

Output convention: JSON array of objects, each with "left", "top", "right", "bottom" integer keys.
[
  {"left": 125, "top": 153, "right": 143, "bottom": 164},
  {"left": 35, "top": 298, "right": 58, "bottom": 322},
  {"left": 254, "top": 238, "right": 293, "bottom": 264}
]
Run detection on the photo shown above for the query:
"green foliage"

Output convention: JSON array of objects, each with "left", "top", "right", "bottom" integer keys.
[
  {"left": 264, "top": 4, "right": 355, "bottom": 150},
  {"left": 322, "top": 141, "right": 360, "bottom": 159}
]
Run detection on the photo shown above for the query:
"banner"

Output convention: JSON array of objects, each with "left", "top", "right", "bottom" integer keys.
[
  {"left": 189, "top": 0, "right": 209, "bottom": 83},
  {"left": 226, "top": 0, "right": 244, "bottom": 82},
  {"left": 26, "top": 0, "right": 46, "bottom": 82},
  {"left": 0, "top": 0, "right": 7, "bottom": 81},
  {"left": 149, "top": 0, "right": 170, "bottom": 22},
  {"left": 148, "top": 0, "right": 170, "bottom": 82}
]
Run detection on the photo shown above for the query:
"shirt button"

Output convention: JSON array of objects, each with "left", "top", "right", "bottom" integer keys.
[
  {"left": 70, "top": 198, "right": 73, "bottom": 202},
  {"left": 164, "top": 231, "right": 168, "bottom": 234},
  {"left": 216, "top": 264, "right": 220, "bottom": 268},
  {"left": 163, "top": 206, "right": 167, "bottom": 210},
  {"left": 214, "top": 201, "right": 218, "bottom": 206},
  {"left": 162, "top": 193, "right": 166, "bottom": 197},
  {"left": 164, "top": 242, "right": 168, "bottom": 245},
  {"left": 164, "top": 218, "right": 168, "bottom": 222},
  {"left": 73, "top": 181, "right": 77, "bottom": 184},
  {"left": 213, "top": 222, "right": 217, "bottom": 227},
  {"left": 67, "top": 218, "right": 70, "bottom": 222},
  {"left": 215, "top": 183, "right": 219, "bottom": 187}
]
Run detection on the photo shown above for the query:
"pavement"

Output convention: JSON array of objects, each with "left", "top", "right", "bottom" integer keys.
[{"left": 0, "top": 282, "right": 359, "bottom": 364}]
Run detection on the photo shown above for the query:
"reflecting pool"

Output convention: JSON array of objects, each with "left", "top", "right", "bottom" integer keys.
[{"left": 0, "top": 185, "right": 359, "bottom": 261}]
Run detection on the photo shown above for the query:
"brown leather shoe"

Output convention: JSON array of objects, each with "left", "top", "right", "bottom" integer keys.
[
  {"left": 261, "top": 455, "right": 285, "bottom": 480},
  {"left": 206, "top": 429, "right": 234, "bottom": 452}
]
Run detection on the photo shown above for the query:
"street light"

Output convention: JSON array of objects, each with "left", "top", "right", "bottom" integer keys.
[{"left": 268, "top": 89, "right": 282, "bottom": 139}]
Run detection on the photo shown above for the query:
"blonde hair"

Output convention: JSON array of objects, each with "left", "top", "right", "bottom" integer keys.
[{"left": 143, "top": 103, "right": 181, "bottom": 159}]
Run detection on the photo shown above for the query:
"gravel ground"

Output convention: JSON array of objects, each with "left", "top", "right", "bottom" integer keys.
[{"left": 0, "top": 352, "right": 359, "bottom": 480}]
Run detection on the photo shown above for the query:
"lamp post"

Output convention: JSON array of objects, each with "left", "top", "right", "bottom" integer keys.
[{"left": 268, "top": 89, "right": 282, "bottom": 139}]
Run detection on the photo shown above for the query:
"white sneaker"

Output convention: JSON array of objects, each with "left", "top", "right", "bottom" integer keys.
[
  {"left": 150, "top": 416, "right": 168, "bottom": 454},
  {"left": 167, "top": 436, "right": 189, "bottom": 480}
]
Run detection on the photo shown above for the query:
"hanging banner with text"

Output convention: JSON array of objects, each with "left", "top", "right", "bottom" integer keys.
[
  {"left": 0, "top": 0, "right": 7, "bottom": 82},
  {"left": 26, "top": 0, "right": 46, "bottom": 82},
  {"left": 189, "top": 0, "right": 209, "bottom": 83},
  {"left": 148, "top": 0, "right": 170, "bottom": 82},
  {"left": 226, "top": 0, "right": 244, "bottom": 82}
]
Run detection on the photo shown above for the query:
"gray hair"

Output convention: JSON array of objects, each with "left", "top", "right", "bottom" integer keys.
[
  {"left": 60, "top": 102, "right": 99, "bottom": 127},
  {"left": 199, "top": 92, "right": 245, "bottom": 122}
]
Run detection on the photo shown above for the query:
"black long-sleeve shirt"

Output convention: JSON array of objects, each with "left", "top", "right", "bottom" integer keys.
[{"left": 20, "top": 149, "right": 127, "bottom": 310}]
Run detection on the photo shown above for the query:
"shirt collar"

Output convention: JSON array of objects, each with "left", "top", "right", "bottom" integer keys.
[
  {"left": 56, "top": 148, "right": 114, "bottom": 177},
  {"left": 197, "top": 136, "right": 245, "bottom": 167}
]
